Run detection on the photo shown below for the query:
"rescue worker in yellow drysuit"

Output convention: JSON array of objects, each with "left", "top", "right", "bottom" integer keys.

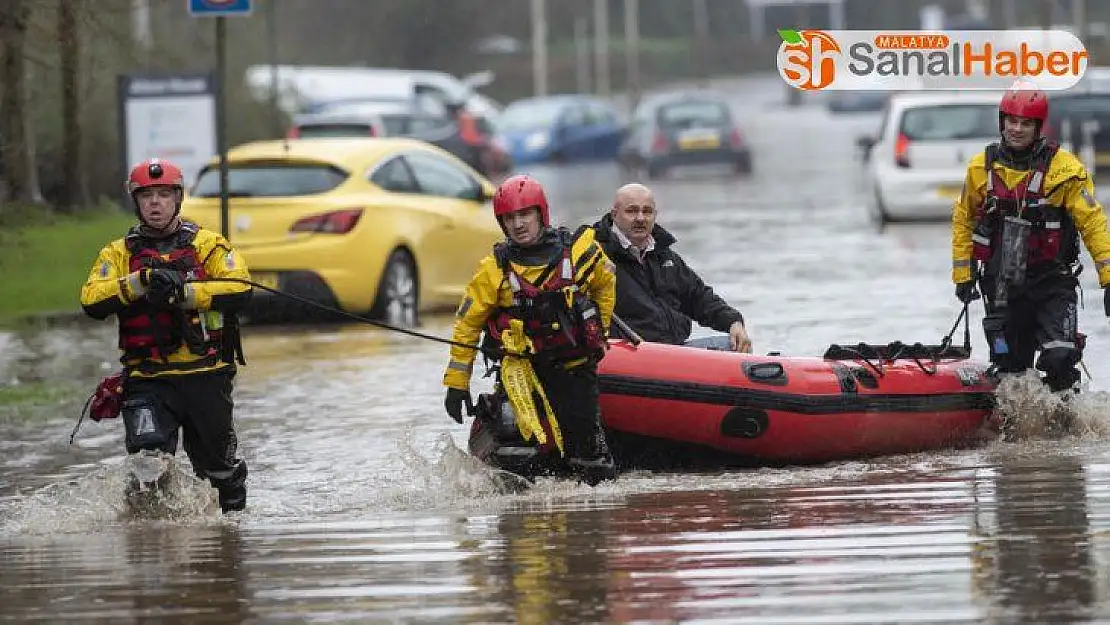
[
  {"left": 80, "top": 158, "right": 252, "bottom": 513},
  {"left": 952, "top": 84, "right": 1110, "bottom": 426},
  {"left": 443, "top": 174, "right": 619, "bottom": 485}
]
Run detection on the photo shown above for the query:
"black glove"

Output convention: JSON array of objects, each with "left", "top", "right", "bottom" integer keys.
[
  {"left": 955, "top": 281, "right": 980, "bottom": 304},
  {"left": 145, "top": 268, "right": 186, "bottom": 306},
  {"left": 1104, "top": 287, "right": 1110, "bottom": 318},
  {"left": 445, "top": 388, "right": 471, "bottom": 424}
]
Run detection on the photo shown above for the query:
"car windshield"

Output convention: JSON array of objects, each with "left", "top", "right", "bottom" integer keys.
[
  {"left": 899, "top": 104, "right": 997, "bottom": 141},
  {"left": 658, "top": 101, "right": 729, "bottom": 128},
  {"left": 191, "top": 163, "right": 348, "bottom": 198},
  {"left": 497, "top": 100, "right": 565, "bottom": 132}
]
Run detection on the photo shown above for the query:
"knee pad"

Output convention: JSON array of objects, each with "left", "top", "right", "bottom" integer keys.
[{"left": 122, "top": 395, "right": 175, "bottom": 453}]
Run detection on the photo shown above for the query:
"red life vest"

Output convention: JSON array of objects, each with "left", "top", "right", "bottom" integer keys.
[
  {"left": 485, "top": 231, "right": 607, "bottom": 363},
  {"left": 119, "top": 224, "right": 221, "bottom": 362},
  {"left": 972, "top": 142, "right": 1078, "bottom": 269}
]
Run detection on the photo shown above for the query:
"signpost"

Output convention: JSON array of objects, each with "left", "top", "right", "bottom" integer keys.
[
  {"left": 117, "top": 73, "right": 217, "bottom": 210},
  {"left": 187, "top": 0, "right": 253, "bottom": 239}
]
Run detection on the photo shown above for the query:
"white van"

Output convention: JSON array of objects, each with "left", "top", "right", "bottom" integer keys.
[{"left": 244, "top": 65, "right": 502, "bottom": 123}]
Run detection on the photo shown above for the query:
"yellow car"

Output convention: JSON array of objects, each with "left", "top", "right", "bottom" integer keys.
[{"left": 180, "top": 137, "right": 503, "bottom": 325}]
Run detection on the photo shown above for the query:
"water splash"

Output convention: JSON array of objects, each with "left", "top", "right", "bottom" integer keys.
[
  {"left": 992, "top": 370, "right": 1110, "bottom": 441},
  {"left": 0, "top": 454, "right": 220, "bottom": 536},
  {"left": 385, "top": 429, "right": 533, "bottom": 507}
]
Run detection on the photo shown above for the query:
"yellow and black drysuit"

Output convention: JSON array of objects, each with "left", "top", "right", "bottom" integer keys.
[
  {"left": 444, "top": 226, "right": 617, "bottom": 481},
  {"left": 952, "top": 139, "right": 1110, "bottom": 391},
  {"left": 80, "top": 221, "right": 252, "bottom": 511}
]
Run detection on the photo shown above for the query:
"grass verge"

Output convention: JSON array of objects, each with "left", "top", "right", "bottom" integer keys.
[
  {"left": 0, "top": 380, "right": 86, "bottom": 424},
  {"left": 0, "top": 202, "right": 134, "bottom": 327}
]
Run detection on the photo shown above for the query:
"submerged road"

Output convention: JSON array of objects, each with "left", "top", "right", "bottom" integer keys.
[{"left": 3, "top": 74, "right": 1110, "bottom": 622}]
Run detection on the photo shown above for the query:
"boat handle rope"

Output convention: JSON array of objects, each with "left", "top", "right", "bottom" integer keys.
[
  {"left": 938, "top": 300, "right": 972, "bottom": 358},
  {"left": 835, "top": 347, "right": 886, "bottom": 378}
]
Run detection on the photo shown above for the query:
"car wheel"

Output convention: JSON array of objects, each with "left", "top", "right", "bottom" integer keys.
[
  {"left": 647, "top": 161, "right": 667, "bottom": 180},
  {"left": 871, "top": 187, "right": 892, "bottom": 228},
  {"left": 733, "top": 153, "right": 753, "bottom": 175},
  {"left": 371, "top": 249, "right": 419, "bottom": 327}
]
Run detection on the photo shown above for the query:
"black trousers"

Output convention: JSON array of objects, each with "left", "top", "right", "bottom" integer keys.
[
  {"left": 121, "top": 369, "right": 247, "bottom": 511},
  {"left": 980, "top": 274, "right": 1082, "bottom": 392},
  {"left": 532, "top": 361, "right": 612, "bottom": 462}
]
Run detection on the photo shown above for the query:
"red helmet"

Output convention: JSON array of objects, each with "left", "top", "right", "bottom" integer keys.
[
  {"left": 492, "top": 174, "right": 550, "bottom": 228},
  {"left": 999, "top": 84, "right": 1048, "bottom": 132},
  {"left": 127, "top": 158, "right": 185, "bottom": 195}
]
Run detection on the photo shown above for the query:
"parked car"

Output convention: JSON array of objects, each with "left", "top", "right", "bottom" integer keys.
[
  {"left": 1046, "top": 89, "right": 1110, "bottom": 197},
  {"left": 180, "top": 137, "right": 503, "bottom": 325},
  {"left": 286, "top": 97, "right": 512, "bottom": 178},
  {"left": 618, "top": 91, "right": 752, "bottom": 179},
  {"left": 495, "top": 95, "right": 624, "bottom": 165},
  {"left": 860, "top": 91, "right": 1002, "bottom": 224}
]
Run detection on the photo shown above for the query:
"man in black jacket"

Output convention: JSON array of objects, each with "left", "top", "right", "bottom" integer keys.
[{"left": 591, "top": 183, "right": 752, "bottom": 351}]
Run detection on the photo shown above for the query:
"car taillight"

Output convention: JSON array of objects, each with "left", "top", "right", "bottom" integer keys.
[
  {"left": 367, "top": 125, "right": 377, "bottom": 137},
  {"left": 651, "top": 132, "right": 668, "bottom": 153},
  {"left": 286, "top": 126, "right": 300, "bottom": 139},
  {"left": 729, "top": 128, "right": 743, "bottom": 148},
  {"left": 290, "top": 209, "right": 364, "bottom": 234},
  {"left": 894, "top": 133, "right": 911, "bottom": 168}
]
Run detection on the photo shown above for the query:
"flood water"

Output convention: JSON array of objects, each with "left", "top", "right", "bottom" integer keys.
[{"left": 4, "top": 75, "right": 1110, "bottom": 623}]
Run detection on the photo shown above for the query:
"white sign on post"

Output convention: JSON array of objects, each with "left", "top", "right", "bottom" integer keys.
[{"left": 117, "top": 73, "right": 217, "bottom": 197}]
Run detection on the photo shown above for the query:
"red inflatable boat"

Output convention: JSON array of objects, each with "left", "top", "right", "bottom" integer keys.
[
  {"left": 598, "top": 339, "right": 998, "bottom": 468},
  {"left": 467, "top": 337, "right": 998, "bottom": 480}
]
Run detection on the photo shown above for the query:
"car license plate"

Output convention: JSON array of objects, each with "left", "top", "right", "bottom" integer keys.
[
  {"left": 251, "top": 272, "right": 280, "bottom": 290},
  {"left": 935, "top": 185, "right": 962, "bottom": 199},
  {"left": 677, "top": 130, "right": 720, "bottom": 150}
]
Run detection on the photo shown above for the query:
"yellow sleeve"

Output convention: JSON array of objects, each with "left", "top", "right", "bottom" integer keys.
[
  {"left": 182, "top": 231, "right": 252, "bottom": 311},
  {"left": 571, "top": 228, "right": 616, "bottom": 332},
  {"left": 951, "top": 155, "right": 985, "bottom": 284},
  {"left": 1062, "top": 171, "right": 1110, "bottom": 287},
  {"left": 80, "top": 241, "right": 137, "bottom": 319},
  {"left": 585, "top": 246, "right": 616, "bottom": 333},
  {"left": 443, "top": 257, "right": 501, "bottom": 390}
]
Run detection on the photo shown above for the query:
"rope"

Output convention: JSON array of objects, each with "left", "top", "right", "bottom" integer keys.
[{"left": 191, "top": 277, "right": 495, "bottom": 355}]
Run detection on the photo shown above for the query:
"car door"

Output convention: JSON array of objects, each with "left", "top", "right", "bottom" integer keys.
[{"left": 403, "top": 151, "right": 501, "bottom": 297}]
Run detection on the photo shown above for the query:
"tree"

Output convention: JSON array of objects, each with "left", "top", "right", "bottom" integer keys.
[
  {"left": 0, "top": 0, "right": 34, "bottom": 204},
  {"left": 58, "top": 0, "right": 85, "bottom": 211}
]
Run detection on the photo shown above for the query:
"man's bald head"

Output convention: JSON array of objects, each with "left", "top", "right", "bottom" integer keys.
[
  {"left": 613, "top": 183, "right": 654, "bottom": 212},
  {"left": 611, "top": 183, "right": 656, "bottom": 249}
]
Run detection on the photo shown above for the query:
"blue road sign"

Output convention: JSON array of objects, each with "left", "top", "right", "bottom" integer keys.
[{"left": 188, "top": 0, "right": 252, "bottom": 17}]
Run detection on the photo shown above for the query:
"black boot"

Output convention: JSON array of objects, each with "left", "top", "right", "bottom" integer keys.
[
  {"left": 214, "top": 461, "right": 248, "bottom": 513},
  {"left": 568, "top": 455, "right": 617, "bottom": 487}
]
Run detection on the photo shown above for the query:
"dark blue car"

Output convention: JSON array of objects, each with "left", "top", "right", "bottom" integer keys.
[{"left": 495, "top": 95, "right": 624, "bottom": 165}]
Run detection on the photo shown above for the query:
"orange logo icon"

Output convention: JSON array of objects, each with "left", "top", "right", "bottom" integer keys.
[{"left": 777, "top": 29, "right": 842, "bottom": 91}]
